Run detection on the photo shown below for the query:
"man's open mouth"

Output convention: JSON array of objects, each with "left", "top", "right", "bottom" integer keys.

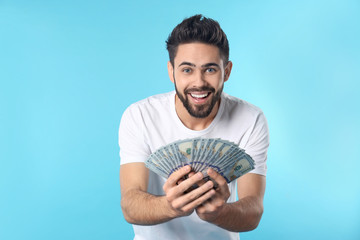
[
  {"left": 190, "top": 92, "right": 209, "bottom": 98},
  {"left": 188, "top": 92, "right": 212, "bottom": 103}
]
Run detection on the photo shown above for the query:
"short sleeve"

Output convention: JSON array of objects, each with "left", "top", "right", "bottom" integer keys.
[
  {"left": 118, "top": 106, "right": 150, "bottom": 165},
  {"left": 245, "top": 112, "right": 270, "bottom": 176}
]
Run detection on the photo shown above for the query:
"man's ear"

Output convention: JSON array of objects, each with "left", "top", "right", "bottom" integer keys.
[
  {"left": 167, "top": 61, "right": 175, "bottom": 83},
  {"left": 224, "top": 61, "right": 233, "bottom": 83}
]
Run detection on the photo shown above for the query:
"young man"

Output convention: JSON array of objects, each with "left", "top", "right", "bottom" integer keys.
[{"left": 119, "top": 15, "right": 269, "bottom": 240}]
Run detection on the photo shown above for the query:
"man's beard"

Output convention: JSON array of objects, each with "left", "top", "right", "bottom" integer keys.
[{"left": 174, "top": 80, "right": 223, "bottom": 119}]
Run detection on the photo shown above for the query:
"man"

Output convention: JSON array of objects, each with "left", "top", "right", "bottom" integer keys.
[{"left": 119, "top": 15, "right": 269, "bottom": 240}]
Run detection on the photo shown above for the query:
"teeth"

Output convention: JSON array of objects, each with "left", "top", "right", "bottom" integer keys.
[{"left": 190, "top": 93, "right": 208, "bottom": 98}]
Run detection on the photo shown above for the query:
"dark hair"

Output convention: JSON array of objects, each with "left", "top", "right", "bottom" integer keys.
[{"left": 166, "top": 14, "right": 229, "bottom": 66}]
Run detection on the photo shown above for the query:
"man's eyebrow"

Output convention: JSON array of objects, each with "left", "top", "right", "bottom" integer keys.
[
  {"left": 178, "top": 62, "right": 196, "bottom": 67},
  {"left": 178, "top": 62, "right": 220, "bottom": 68},
  {"left": 201, "top": 63, "right": 220, "bottom": 68}
]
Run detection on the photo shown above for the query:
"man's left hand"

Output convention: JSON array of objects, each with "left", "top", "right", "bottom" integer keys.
[{"left": 195, "top": 168, "right": 230, "bottom": 222}]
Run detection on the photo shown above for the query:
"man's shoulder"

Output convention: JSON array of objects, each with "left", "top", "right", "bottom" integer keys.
[
  {"left": 120, "top": 91, "right": 175, "bottom": 129},
  {"left": 126, "top": 91, "right": 174, "bottom": 111},
  {"left": 222, "top": 92, "right": 264, "bottom": 117}
]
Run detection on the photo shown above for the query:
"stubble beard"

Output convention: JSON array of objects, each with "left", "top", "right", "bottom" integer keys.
[{"left": 174, "top": 80, "right": 223, "bottom": 119}]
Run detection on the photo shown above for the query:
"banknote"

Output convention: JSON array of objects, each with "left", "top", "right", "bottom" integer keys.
[{"left": 144, "top": 138, "right": 255, "bottom": 183}]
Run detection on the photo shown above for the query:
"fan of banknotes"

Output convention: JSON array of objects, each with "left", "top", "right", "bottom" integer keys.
[{"left": 145, "top": 138, "right": 255, "bottom": 183}]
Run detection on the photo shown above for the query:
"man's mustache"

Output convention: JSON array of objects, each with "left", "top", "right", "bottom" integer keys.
[{"left": 184, "top": 87, "right": 215, "bottom": 94}]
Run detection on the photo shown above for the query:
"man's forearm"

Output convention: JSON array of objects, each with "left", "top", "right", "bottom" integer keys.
[
  {"left": 205, "top": 196, "right": 264, "bottom": 232},
  {"left": 121, "top": 166, "right": 216, "bottom": 226},
  {"left": 121, "top": 189, "right": 175, "bottom": 225}
]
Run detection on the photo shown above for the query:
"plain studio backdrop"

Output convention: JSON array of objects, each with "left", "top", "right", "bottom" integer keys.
[{"left": 0, "top": 1, "right": 359, "bottom": 239}]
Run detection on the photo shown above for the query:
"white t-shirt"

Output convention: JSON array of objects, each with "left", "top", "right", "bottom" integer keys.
[{"left": 119, "top": 91, "right": 269, "bottom": 240}]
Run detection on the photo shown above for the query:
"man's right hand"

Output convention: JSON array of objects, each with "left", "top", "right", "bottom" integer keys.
[{"left": 162, "top": 165, "right": 216, "bottom": 218}]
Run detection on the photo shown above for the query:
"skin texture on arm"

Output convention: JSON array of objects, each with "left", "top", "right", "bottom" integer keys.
[
  {"left": 196, "top": 170, "right": 266, "bottom": 232},
  {"left": 120, "top": 162, "right": 170, "bottom": 225},
  {"left": 120, "top": 163, "right": 215, "bottom": 225}
]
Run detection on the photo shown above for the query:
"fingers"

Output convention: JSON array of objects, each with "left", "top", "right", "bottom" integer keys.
[
  {"left": 172, "top": 181, "right": 216, "bottom": 211},
  {"left": 163, "top": 167, "right": 230, "bottom": 218},
  {"left": 163, "top": 170, "right": 216, "bottom": 215},
  {"left": 164, "top": 165, "right": 191, "bottom": 188},
  {"left": 207, "top": 168, "right": 228, "bottom": 195},
  {"left": 177, "top": 171, "right": 196, "bottom": 186},
  {"left": 183, "top": 188, "right": 216, "bottom": 212},
  {"left": 175, "top": 172, "right": 204, "bottom": 193},
  {"left": 195, "top": 170, "right": 229, "bottom": 219},
  {"left": 164, "top": 169, "right": 209, "bottom": 203}
]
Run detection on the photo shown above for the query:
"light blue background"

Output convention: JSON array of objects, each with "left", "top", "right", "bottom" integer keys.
[{"left": 1, "top": 1, "right": 359, "bottom": 239}]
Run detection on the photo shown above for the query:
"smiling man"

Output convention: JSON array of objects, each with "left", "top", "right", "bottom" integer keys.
[
  {"left": 119, "top": 15, "right": 269, "bottom": 240},
  {"left": 170, "top": 43, "right": 229, "bottom": 129}
]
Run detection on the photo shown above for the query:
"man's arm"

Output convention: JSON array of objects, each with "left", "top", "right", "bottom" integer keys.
[
  {"left": 120, "top": 163, "right": 215, "bottom": 225},
  {"left": 196, "top": 170, "right": 265, "bottom": 232}
]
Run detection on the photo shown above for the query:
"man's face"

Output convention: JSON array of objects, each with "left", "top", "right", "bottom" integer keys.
[{"left": 168, "top": 42, "right": 232, "bottom": 118}]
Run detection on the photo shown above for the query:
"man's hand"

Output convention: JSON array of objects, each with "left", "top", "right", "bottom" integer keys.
[
  {"left": 196, "top": 168, "right": 230, "bottom": 222},
  {"left": 163, "top": 165, "right": 216, "bottom": 218}
]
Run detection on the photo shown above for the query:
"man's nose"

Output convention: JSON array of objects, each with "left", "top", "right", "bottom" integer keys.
[{"left": 191, "top": 70, "right": 206, "bottom": 86}]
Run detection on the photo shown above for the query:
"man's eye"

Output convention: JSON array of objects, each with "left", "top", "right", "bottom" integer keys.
[
  {"left": 206, "top": 68, "right": 216, "bottom": 73},
  {"left": 183, "top": 68, "right": 192, "bottom": 73}
]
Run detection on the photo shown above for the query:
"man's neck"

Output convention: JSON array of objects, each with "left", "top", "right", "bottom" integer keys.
[{"left": 174, "top": 94, "right": 220, "bottom": 131}]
